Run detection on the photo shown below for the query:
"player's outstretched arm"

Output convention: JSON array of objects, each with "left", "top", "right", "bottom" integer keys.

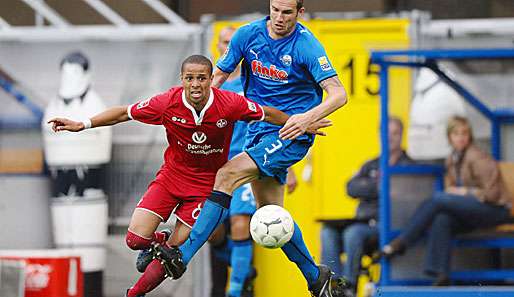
[
  {"left": 279, "top": 76, "right": 347, "bottom": 139},
  {"left": 262, "top": 106, "right": 290, "bottom": 126},
  {"left": 212, "top": 68, "right": 231, "bottom": 88},
  {"left": 48, "top": 105, "right": 130, "bottom": 132}
]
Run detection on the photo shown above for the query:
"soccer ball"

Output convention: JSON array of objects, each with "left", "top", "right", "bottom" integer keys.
[{"left": 250, "top": 205, "right": 294, "bottom": 249}]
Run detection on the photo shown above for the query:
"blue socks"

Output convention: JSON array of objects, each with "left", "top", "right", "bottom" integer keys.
[
  {"left": 281, "top": 222, "right": 320, "bottom": 286},
  {"left": 228, "top": 239, "right": 253, "bottom": 297},
  {"left": 180, "top": 191, "right": 231, "bottom": 265},
  {"left": 213, "top": 238, "right": 233, "bottom": 264}
]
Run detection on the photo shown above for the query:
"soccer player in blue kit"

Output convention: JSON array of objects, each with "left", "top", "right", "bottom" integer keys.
[
  {"left": 157, "top": 1, "right": 349, "bottom": 296},
  {"left": 210, "top": 26, "right": 300, "bottom": 297}
]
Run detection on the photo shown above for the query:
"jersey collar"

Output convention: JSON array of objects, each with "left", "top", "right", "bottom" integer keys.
[{"left": 181, "top": 88, "right": 214, "bottom": 125}]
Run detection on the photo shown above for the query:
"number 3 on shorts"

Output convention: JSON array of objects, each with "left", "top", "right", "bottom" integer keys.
[{"left": 265, "top": 139, "right": 283, "bottom": 155}]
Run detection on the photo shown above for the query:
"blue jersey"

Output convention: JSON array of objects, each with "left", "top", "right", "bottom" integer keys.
[
  {"left": 220, "top": 77, "right": 248, "bottom": 159},
  {"left": 217, "top": 16, "right": 337, "bottom": 138}
]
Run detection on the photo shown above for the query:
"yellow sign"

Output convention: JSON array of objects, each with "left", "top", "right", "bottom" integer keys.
[{"left": 211, "top": 18, "right": 411, "bottom": 297}]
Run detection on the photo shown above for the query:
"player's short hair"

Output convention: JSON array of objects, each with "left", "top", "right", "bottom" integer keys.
[
  {"left": 270, "top": 0, "right": 303, "bottom": 11},
  {"left": 296, "top": 0, "right": 304, "bottom": 10},
  {"left": 181, "top": 55, "right": 213, "bottom": 75}
]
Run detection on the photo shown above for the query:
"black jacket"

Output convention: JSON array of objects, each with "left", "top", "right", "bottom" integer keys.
[{"left": 346, "top": 151, "right": 413, "bottom": 221}]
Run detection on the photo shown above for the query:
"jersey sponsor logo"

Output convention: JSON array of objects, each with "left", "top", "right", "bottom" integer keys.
[
  {"left": 186, "top": 143, "right": 224, "bottom": 155},
  {"left": 136, "top": 98, "right": 151, "bottom": 109},
  {"left": 318, "top": 56, "right": 332, "bottom": 71},
  {"left": 280, "top": 54, "right": 292, "bottom": 66},
  {"left": 247, "top": 101, "right": 257, "bottom": 112},
  {"left": 172, "top": 116, "right": 187, "bottom": 124},
  {"left": 251, "top": 60, "right": 288, "bottom": 82},
  {"left": 192, "top": 131, "right": 207, "bottom": 144}
]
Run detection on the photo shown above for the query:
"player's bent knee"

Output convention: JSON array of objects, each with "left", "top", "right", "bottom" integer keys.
[
  {"left": 125, "top": 230, "right": 153, "bottom": 250},
  {"left": 231, "top": 216, "right": 251, "bottom": 240}
]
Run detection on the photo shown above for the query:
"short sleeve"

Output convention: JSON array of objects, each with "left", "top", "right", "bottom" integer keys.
[
  {"left": 301, "top": 39, "right": 338, "bottom": 84},
  {"left": 230, "top": 93, "right": 265, "bottom": 123},
  {"left": 216, "top": 26, "right": 247, "bottom": 73},
  {"left": 128, "top": 92, "right": 169, "bottom": 125}
]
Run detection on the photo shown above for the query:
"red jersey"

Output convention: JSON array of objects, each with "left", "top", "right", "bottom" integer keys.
[{"left": 128, "top": 87, "right": 265, "bottom": 196}]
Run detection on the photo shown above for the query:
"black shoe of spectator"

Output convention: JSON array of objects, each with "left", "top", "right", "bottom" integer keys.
[
  {"left": 135, "top": 229, "right": 172, "bottom": 273},
  {"left": 432, "top": 275, "right": 451, "bottom": 286},
  {"left": 154, "top": 245, "right": 186, "bottom": 279},
  {"left": 372, "top": 238, "right": 406, "bottom": 263}
]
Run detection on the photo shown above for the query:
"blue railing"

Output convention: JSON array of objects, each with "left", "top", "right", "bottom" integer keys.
[{"left": 371, "top": 48, "right": 514, "bottom": 286}]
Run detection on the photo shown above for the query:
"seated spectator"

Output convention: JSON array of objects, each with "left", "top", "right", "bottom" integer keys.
[
  {"left": 379, "top": 115, "right": 512, "bottom": 285},
  {"left": 321, "top": 117, "right": 412, "bottom": 296}
]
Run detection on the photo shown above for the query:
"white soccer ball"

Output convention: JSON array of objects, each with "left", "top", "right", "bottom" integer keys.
[{"left": 250, "top": 205, "right": 294, "bottom": 249}]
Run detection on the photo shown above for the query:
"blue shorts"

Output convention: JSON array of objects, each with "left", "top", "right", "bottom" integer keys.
[
  {"left": 245, "top": 132, "right": 314, "bottom": 184},
  {"left": 230, "top": 184, "right": 256, "bottom": 216}
]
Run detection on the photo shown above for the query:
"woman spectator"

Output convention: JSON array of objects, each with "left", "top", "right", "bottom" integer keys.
[{"left": 379, "top": 116, "right": 512, "bottom": 285}]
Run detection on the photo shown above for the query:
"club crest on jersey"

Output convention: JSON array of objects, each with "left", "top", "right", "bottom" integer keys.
[
  {"left": 136, "top": 98, "right": 151, "bottom": 109},
  {"left": 247, "top": 101, "right": 257, "bottom": 112},
  {"left": 192, "top": 131, "right": 207, "bottom": 144},
  {"left": 280, "top": 55, "right": 292, "bottom": 66},
  {"left": 251, "top": 60, "right": 288, "bottom": 83},
  {"left": 216, "top": 119, "right": 227, "bottom": 128}
]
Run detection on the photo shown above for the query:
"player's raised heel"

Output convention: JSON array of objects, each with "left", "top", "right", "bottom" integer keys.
[
  {"left": 309, "top": 265, "right": 334, "bottom": 297},
  {"left": 135, "top": 229, "right": 172, "bottom": 273},
  {"left": 309, "top": 265, "right": 352, "bottom": 297},
  {"left": 154, "top": 245, "right": 186, "bottom": 279},
  {"left": 135, "top": 248, "right": 155, "bottom": 273}
]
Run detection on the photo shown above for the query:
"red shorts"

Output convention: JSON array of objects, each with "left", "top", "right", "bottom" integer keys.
[{"left": 136, "top": 180, "right": 206, "bottom": 228}]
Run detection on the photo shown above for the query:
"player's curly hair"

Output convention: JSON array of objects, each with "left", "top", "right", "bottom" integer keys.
[{"left": 181, "top": 55, "right": 213, "bottom": 75}]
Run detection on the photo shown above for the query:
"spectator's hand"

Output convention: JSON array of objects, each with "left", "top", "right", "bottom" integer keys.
[
  {"left": 48, "top": 117, "right": 84, "bottom": 132},
  {"left": 446, "top": 186, "right": 468, "bottom": 196},
  {"left": 286, "top": 168, "right": 298, "bottom": 194}
]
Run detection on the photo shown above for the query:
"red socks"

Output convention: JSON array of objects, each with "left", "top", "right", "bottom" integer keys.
[
  {"left": 125, "top": 230, "right": 153, "bottom": 250},
  {"left": 127, "top": 259, "right": 166, "bottom": 297},
  {"left": 125, "top": 230, "right": 169, "bottom": 250}
]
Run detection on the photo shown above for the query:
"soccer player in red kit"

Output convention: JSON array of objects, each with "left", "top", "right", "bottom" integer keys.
[{"left": 48, "top": 55, "right": 330, "bottom": 297}]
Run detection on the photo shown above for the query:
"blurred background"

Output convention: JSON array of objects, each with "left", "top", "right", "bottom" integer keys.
[{"left": 1, "top": 1, "right": 514, "bottom": 297}]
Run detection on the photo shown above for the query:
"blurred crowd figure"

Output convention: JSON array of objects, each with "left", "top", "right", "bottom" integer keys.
[
  {"left": 321, "top": 117, "right": 413, "bottom": 296},
  {"left": 379, "top": 115, "right": 512, "bottom": 285}
]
